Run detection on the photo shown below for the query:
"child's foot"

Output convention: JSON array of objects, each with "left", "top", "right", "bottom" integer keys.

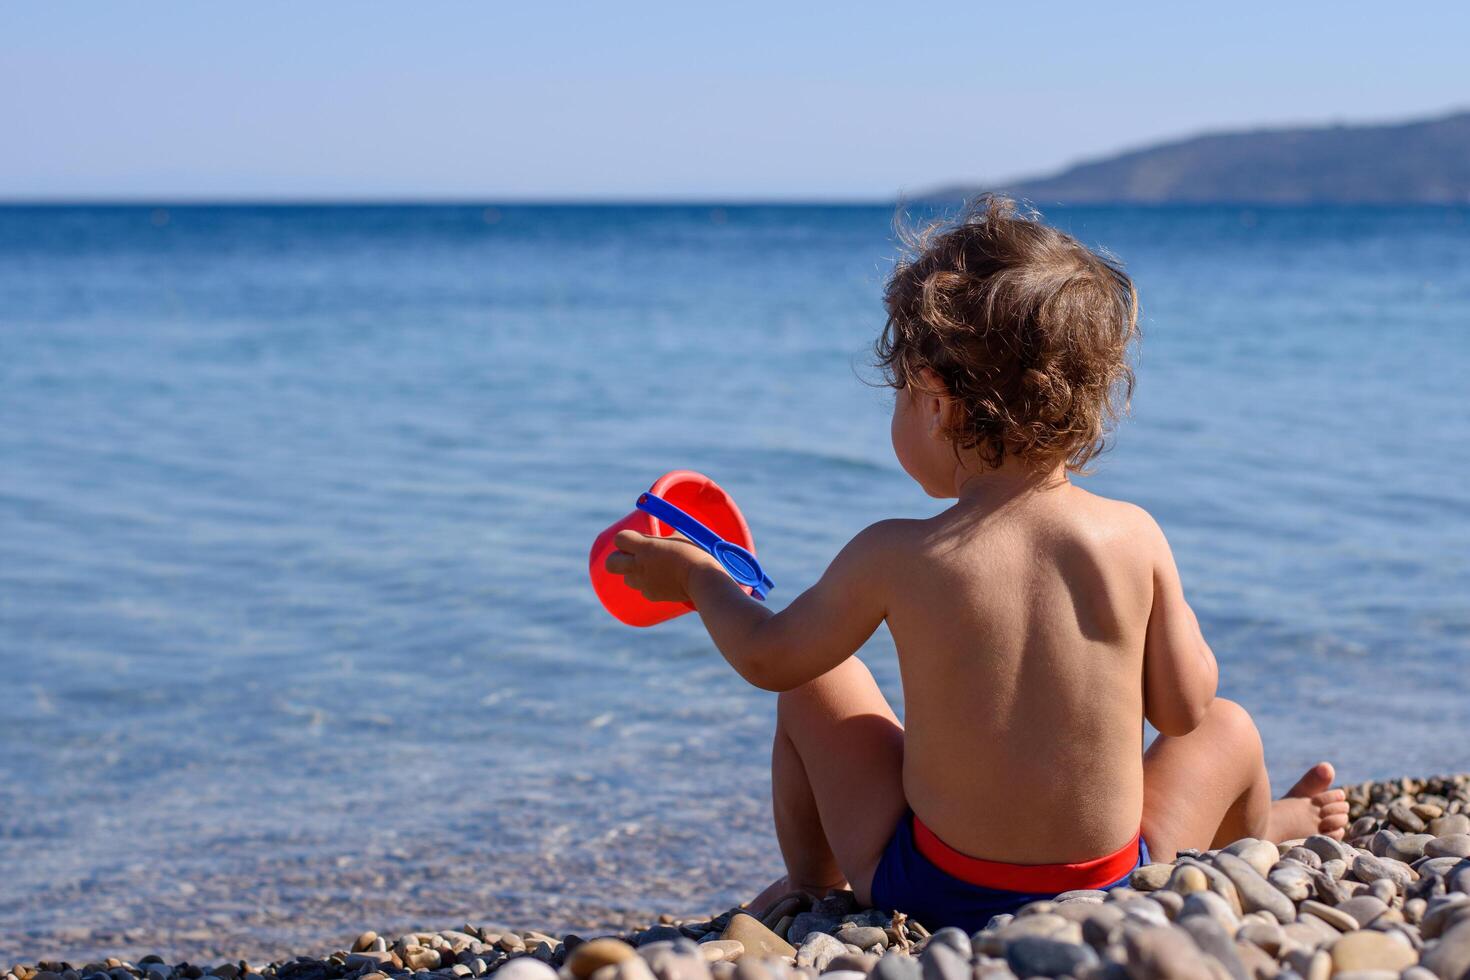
[
  {"left": 745, "top": 874, "right": 847, "bottom": 920},
  {"left": 1266, "top": 762, "right": 1350, "bottom": 841}
]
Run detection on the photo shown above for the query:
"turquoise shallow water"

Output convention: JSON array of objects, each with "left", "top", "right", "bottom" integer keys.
[{"left": 2, "top": 204, "right": 1467, "bottom": 960}]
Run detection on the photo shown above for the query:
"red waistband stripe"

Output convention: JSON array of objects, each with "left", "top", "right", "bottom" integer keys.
[{"left": 912, "top": 814, "right": 1141, "bottom": 893}]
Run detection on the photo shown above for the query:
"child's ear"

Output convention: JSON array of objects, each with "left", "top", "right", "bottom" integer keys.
[{"left": 917, "top": 369, "right": 954, "bottom": 440}]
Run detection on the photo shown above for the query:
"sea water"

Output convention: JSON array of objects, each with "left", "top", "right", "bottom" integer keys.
[{"left": 2, "top": 204, "right": 1467, "bottom": 959}]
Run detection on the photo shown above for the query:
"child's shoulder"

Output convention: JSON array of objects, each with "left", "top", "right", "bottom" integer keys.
[
  {"left": 842, "top": 516, "right": 929, "bottom": 553},
  {"left": 829, "top": 517, "right": 936, "bottom": 575},
  {"left": 1062, "top": 485, "right": 1172, "bottom": 560}
]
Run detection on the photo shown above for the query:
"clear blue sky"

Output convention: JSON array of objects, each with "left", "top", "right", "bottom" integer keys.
[{"left": 3, "top": 1, "right": 1466, "bottom": 200}]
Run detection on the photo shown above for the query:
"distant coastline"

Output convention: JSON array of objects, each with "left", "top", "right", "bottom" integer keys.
[
  {"left": 924, "top": 109, "right": 1470, "bottom": 205},
  {"left": 5, "top": 111, "right": 1470, "bottom": 208}
]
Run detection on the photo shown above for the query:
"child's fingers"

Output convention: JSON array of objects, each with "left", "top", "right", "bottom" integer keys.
[
  {"left": 612, "top": 530, "right": 649, "bottom": 553},
  {"left": 604, "top": 550, "right": 637, "bottom": 576}
]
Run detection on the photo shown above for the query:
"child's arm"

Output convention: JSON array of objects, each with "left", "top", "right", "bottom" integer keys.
[
  {"left": 605, "top": 522, "right": 894, "bottom": 692},
  {"left": 1140, "top": 515, "right": 1219, "bottom": 736}
]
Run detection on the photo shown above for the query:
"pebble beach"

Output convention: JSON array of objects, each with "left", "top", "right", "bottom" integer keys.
[{"left": 12, "top": 774, "right": 1470, "bottom": 980}]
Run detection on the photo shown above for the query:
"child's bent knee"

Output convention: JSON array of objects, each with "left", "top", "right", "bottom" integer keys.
[
  {"left": 1207, "top": 698, "right": 1263, "bottom": 758},
  {"left": 775, "top": 681, "right": 827, "bottom": 734},
  {"left": 777, "top": 659, "right": 881, "bottom": 720}
]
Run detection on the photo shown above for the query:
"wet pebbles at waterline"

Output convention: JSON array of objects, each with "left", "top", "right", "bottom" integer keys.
[{"left": 12, "top": 775, "right": 1470, "bottom": 980}]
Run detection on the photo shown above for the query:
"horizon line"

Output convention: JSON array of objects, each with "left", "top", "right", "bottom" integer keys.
[
  {"left": 3, "top": 197, "right": 1468, "bottom": 209},
  {"left": 0, "top": 194, "right": 899, "bottom": 208}
]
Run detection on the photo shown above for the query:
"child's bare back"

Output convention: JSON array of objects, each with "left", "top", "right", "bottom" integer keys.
[
  {"left": 607, "top": 197, "right": 1349, "bottom": 931},
  {"left": 885, "top": 478, "right": 1159, "bottom": 865}
]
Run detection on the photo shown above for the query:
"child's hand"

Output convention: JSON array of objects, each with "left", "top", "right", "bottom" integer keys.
[{"left": 604, "top": 531, "right": 724, "bottom": 604}]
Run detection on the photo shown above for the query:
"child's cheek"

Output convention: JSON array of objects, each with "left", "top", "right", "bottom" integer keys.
[
  {"left": 890, "top": 401, "right": 922, "bottom": 483},
  {"left": 889, "top": 402, "right": 906, "bottom": 463}
]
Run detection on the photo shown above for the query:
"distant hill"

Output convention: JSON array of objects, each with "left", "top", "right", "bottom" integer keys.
[{"left": 926, "top": 110, "right": 1470, "bottom": 205}]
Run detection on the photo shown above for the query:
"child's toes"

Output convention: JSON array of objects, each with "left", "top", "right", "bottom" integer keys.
[
  {"left": 1319, "top": 806, "right": 1350, "bottom": 837},
  {"left": 1312, "top": 787, "right": 1347, "bottom": 806}
]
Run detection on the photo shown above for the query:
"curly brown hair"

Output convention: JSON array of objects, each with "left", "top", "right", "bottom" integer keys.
[{"left": 878, "top": 195, "right": 1139, "bottom": 473}]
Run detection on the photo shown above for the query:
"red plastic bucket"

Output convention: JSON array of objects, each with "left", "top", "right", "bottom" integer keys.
[{"left": 589, "top": 470, "right": 757, "bottom": 627}]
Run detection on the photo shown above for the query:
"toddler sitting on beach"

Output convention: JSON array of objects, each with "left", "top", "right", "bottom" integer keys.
[{"left": 603, "top": 197, "right": 1349, "bottom": 932}]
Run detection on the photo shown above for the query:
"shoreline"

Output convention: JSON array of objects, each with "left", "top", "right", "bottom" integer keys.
[{"left": 9, "top": 774, "right": 1469, "bottom": 980}]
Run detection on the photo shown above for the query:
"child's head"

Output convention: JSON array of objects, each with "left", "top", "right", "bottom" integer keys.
[{"left": 878, "top": 196, "right": 1138, "bottom": 495}]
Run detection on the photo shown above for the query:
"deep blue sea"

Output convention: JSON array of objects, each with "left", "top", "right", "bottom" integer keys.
[{"left": 2, "top": 204, "right": 1468, "bottom": 961}]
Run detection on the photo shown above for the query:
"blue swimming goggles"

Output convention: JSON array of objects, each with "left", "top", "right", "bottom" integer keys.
[{"left": 636, "top": 492, "right": 774, "bottom": 601}]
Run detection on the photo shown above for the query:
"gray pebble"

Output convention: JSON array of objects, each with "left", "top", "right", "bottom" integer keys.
[
  {"left": 1177, "top": 916, "right": 1247, "bottom": 980},
  {"left": 977, "top": 913, "right": 1013, "bottom": 938},
  {"left": 835, "top": 927, "right": 887, "bottom": 951},
  {"left": 1422, "top": 896, "right": 1470, "bottom": 939},
  {"left": 494, "top": 960, "right": 559, "bottom": 980},
  {"left": 1427, "top": 836, "right": 1470, "bottom": 860},
  {"left": 1235, "top": 920, "right": 1286, "bottom": 957},
  {"left": 1079, "top": 904, "right": 1126, "bottom": 948},
  {"left": 1349, "top": 815, "right": 1379, "bottom": 839},
  {"left": 730, "top": 961, "right": 776, "bottom": 980},
  {"left": 840, "top": 910, "right": 892, "bottom": 930},
  {"left": 652, "top": 953, "right": 712, "bottom": 980},
  {"left": 824, "top": 954, "right": 877, "bottom": 975},
  {"left": 812, "top": 893, "right": 860, "bottom": 916},
  {"left": 1300, "top": 899, "right": 1357, "bottom": 933},
  {"left": 1003, "top": 937, "right": 1097, "bottom": 979},
  {"left": 1369, "top": 828, "right": 1403, "bottom": 858},
  {"left": 972, "top": 965, "right": 1016, "bottom": 980},
  {"left": 1451, "top": 859, "right": 1470, "bottom": 895},
  {"left": 989, "top": 912, "right": 1065, "bottom": 938},
  {"left": 1122, "top": 924, "right": 1213, "bottom": 980},
  {"left": 1421, "top": 920, "right": 1470, "bottom": 980},
  {"left": 1389, "top": 835, "right": 1437, "bottom": 864},
  {"left": 922, "top": 927, "right": 968, "bottom": 959},
  {"left": 608, "top": 962, "right": 659, "bottom": 980},
  {"left": 1055, "top": 889, "right": 1108, "bottom": 904},
  {"left": 1352, "top": 852, "right": 1416, "bottom": 891},
  {"left": 918, "top": 942, "right": 967, "bottom": 980},
  {"left": 1283, "top": 847, "right": 1323, "bottom": 869},
  {"left": 1430, "top": 815, "right": 1470, "bottom": 838},
  {"left": 1151, "top": 889, "right": 1184, "bottom": 920},
  {"left": 1213, "top": 851, "right": 1296, "bottom": 924},
  {"left": 1368, "top": 877, "right": 1398, "bottom": 905},
  {"left": 794, "top": 933, "right": 845, "bottom": 972},
  {"left": 1131, "top": 864, "right": 1174, "bottom": 892},
  {"left": 1337, "top": 895, "right": 1391, "bottom": 927},
  {"left": 1115, "top": 898, "right": 1171, "bottom": 929},
  {"left": 1269, "top": 863, "right": 1314, "bottom": 902},
  {"left": 1178, "top": 890, "right": 1239, "bottom": 932},
  {"left": 871, "top": 951, "right": 921, "bottom": 980},
  {"left": 787, "top": 915, "right": 842, "bottom": 946},
  {"left": 1390, "top": 803, "right": 1428, "bottom": 834},
  {"left": 1304, "top": 835, "right": 1352, "bottom": 864},
  {"left": 1221, "top": 838, "right": 1281, "bottom": 878}
]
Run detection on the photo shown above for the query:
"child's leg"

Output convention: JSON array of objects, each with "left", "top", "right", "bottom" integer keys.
[
  {"left": 1142, "top": 698, "right": 1349, "bottom": 861},
  {"left": 749, "top": 656, "right": 907, "bottom": 913}
]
